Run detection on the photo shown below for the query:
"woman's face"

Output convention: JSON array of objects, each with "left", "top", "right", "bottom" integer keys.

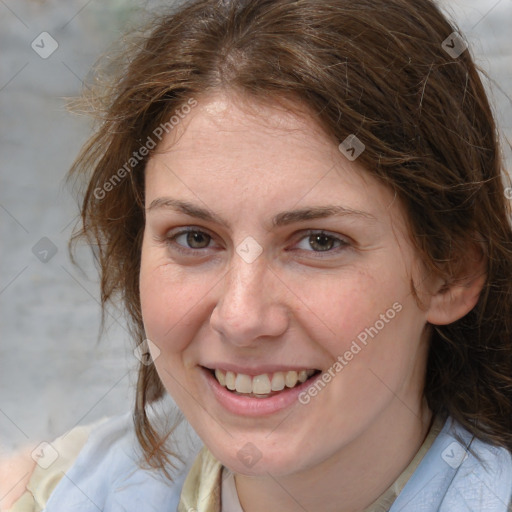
[{"left": 140, "top": 92, "right": 436, "bottom": 476}]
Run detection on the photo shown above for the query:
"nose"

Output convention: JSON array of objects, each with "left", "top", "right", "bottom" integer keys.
[{"left": 210, "top": 254, "right": 289, "bottom": 347}]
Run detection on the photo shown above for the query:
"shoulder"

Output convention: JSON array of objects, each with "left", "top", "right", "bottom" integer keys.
[
  {"left": 40, "top": 411, "right": 199, "bottom": 512},
  {"left": 446, "top": 418, "right": 512, "bottom": 481},
  {"left": 391, "top": 416, "right": 512, "bottom": 511},
  {"left": 450, "top": 421, "right": 512, "bottom": 507},
  {"left": 443, "top": 419, "right": 512, "bottom": 510},
  {"left": 2, "top": 420, "right": 100, "bottom": 512}
]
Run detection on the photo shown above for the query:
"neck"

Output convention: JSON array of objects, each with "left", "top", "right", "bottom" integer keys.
[{"left": 235, "top": 399, "right": 433, "bottom": 512}]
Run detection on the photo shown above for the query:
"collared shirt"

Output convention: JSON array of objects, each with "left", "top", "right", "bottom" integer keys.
[{"left": 7, "top": 412, "right": 512, "bottom": 512}]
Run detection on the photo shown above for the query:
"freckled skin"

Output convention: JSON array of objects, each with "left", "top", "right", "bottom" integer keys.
[{"left": 139, "top": 91, "right": 441, "bottom": 511}]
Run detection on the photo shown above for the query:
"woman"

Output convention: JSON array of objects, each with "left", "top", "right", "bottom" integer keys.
[{"left": 6, "top": 0, "right": 512, "bottom": 510}]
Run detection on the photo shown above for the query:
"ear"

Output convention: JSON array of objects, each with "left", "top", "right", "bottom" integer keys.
[{"left": 426, "top": 241, "right": 487, "bottom": 326}]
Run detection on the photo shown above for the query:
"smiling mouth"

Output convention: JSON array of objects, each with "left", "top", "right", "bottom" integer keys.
[{"left": 207, "top": 368, "right": 321, "bottom": 398}]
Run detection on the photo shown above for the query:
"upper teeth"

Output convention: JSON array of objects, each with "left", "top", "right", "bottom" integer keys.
[{"left": 214, "top": 369, "right": 316, "bottom": 395}]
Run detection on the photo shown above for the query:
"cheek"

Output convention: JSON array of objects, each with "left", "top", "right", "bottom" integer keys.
[
  {"left": 304, "top": 268, "right": 426, "bottom": 396},
  {"left": 295, "top": 266, "right": 406, "bottom": 354},
  {"left": 139, "top": 257, "right": 214, "bottom": 353}
]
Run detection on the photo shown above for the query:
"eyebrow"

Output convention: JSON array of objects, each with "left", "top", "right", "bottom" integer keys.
[{"left": 146, "top": 197, "right": 376, "bottom": 228}]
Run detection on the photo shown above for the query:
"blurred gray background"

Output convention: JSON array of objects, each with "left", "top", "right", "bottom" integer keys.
[{"left": 0, "top": 0, "right": 511, "bottom": 454}]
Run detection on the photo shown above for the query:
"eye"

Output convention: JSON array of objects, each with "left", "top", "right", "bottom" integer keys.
[
  {"left": 165, "top": 228, "right": 218, "bottom": 254},
  {"left": 293, "top": 230, "right": 349, "bottom": 255}
]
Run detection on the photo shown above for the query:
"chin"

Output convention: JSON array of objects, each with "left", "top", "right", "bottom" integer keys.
[{"left": 207, "top": 438, "right": 312, "bottom": 477}]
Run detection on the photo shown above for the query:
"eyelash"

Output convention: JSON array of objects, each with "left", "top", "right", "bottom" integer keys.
[{"left": 162, "top": 227, "right": 349, "bottom": 257}]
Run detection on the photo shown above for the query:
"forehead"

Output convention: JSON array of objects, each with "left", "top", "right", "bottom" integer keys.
[
  {"left": 155, "top": 92, "right": 340, "bottom": 172},
  {"left": 144, "top": 91, "right": 399, "bottom": 227}
]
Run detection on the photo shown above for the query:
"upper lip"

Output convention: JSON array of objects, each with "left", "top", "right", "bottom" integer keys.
[{"left": 201, "top": 364, "right": 320, "bottom": 376}]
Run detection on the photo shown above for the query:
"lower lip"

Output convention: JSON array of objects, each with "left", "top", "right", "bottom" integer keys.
[{"left": 201, "top": 367, "right": 321, "bottom": 417}]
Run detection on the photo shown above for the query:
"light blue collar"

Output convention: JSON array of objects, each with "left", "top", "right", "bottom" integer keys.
[{"left": 389, "top": 417, "right": 512, "bottom": 511}]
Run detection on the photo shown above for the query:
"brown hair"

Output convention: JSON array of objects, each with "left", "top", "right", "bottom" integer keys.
[{"left": 68, "top": 0, "right": 512, "bottom": 475}]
